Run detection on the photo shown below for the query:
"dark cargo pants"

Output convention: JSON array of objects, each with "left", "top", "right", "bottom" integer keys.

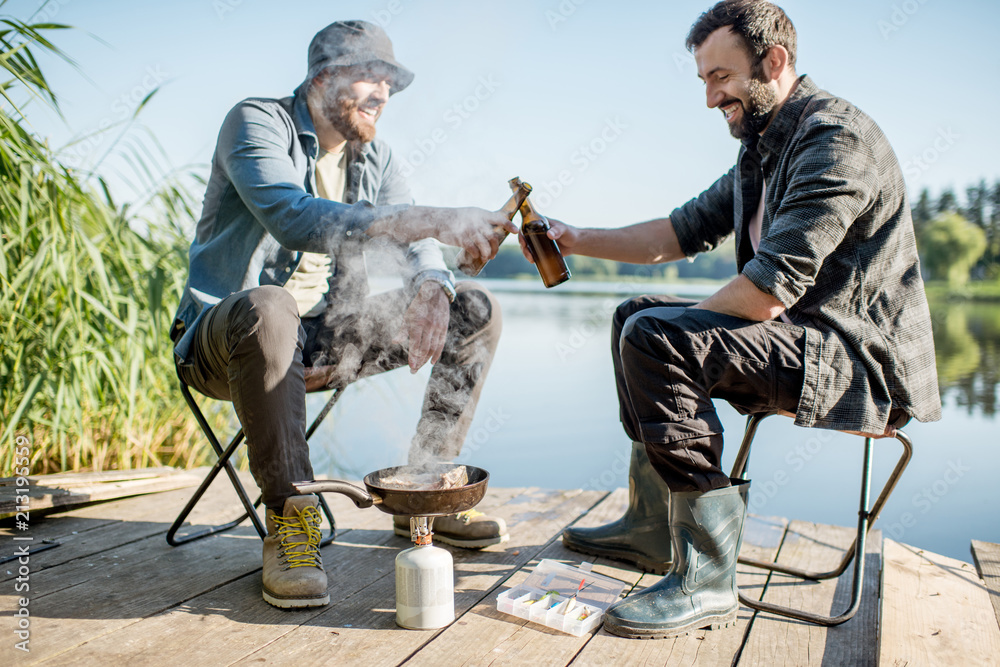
[
  {"left": 612, "top": 296, "right": 806, "bottom": 493},
  {"left": 176, "top": 282, "right": 501, "bottom": 511}
]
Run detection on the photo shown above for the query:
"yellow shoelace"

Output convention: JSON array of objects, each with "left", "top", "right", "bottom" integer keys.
[
  {"left": 456, "top": 509, "right": 483, "bottom": 523},
  {"left": 273, "top": 505, "right": 322, "bottom": 569}
]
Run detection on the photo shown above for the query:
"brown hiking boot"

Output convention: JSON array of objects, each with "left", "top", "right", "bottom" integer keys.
[
  {"left": 262, "top": 495, "right": 329, "bottom": 608},
  {"left": 393, "top": 510, "right": 509, "bottom": 549}
]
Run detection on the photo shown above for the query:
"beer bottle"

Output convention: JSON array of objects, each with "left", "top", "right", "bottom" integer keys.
[
  {"left": 519, "top": 196, "right": 571, "bottom": 288},
  {"left": 456, "top": 177, "right": 532, "bottom": 276}
]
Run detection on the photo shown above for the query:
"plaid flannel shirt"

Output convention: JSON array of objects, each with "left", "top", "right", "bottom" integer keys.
[{"left": 670, "top": 76, "right": 941, "bottom": 434}]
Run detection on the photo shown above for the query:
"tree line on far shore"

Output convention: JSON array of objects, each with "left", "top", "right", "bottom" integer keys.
[
  {"left": 467, "top": 181, "right": 1000, "bottom": 289},
  {"left": 911, "top": 182, "right": 1000, "bottom": 286}
]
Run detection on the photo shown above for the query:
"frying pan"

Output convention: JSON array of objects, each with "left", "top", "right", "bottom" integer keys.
[{"left": 292, "top": 463, "right": 489, "bottom": 517}]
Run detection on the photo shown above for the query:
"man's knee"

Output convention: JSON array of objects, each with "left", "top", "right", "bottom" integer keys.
[
  {"left": 620, "top": 307, "right": 688, "bottom": 361},
  {"left": 453, "top": 282, "right": 501, "bottom": 339},
  {"left": 232, "top": 286, "right": 303, "bottom": 356},
  {"left": 613, "top": 296, "right": 650, "bottom": 335},
  {"left": 617, "top": 308, "right": 697, "bottom": 422},
  {"left": 246, "top": 285, "right": 298, "bottom": 319}
]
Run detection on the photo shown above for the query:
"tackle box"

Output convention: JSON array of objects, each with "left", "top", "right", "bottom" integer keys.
[{"left": 496, "top": 559, "right": 628, "bottom": 636}]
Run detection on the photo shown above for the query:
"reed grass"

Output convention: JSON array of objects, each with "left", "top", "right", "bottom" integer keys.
[{"left": 1, "top": 10, "right": 225, "bottom": 475}]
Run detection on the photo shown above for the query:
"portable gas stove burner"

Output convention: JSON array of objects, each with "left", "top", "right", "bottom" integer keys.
[
  {"left": 292, "top": 463, "right": 489, "bottom": 518},
  {"left": 292, "top": 463, "right": 491, "bottom": 631}
]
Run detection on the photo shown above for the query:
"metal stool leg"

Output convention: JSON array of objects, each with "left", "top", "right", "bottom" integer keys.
[
  {"left": 317, "top": 495, "right": 337, "bottom": 547},
  {"left": 730, "top": 414, "right": 913, "bottom": 625},
  {"left": 311, "top": 388, "right": 344, "bottom": 547},
  {"left": 167, "top": 382, "right": 266, "bottom": 546},
  {"left": 168, "top": 380, "right": 344, "bottom": 547}
]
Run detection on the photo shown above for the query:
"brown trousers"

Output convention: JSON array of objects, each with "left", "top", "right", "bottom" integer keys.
[{"left": 176, "top": 282, "right": 501, "bottom": 511}]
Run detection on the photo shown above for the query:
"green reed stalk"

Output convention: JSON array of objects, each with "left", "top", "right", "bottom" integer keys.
[{"left": 1, "top": 11, "right": 227, "bottom": 475}]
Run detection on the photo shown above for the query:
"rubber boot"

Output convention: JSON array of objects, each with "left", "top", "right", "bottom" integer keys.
[
  {"left": 562, "top": 441, "right": 673, "bottom": 574},
  {"left": 603, "top": 479, "right": 749, "bottom": 639}
]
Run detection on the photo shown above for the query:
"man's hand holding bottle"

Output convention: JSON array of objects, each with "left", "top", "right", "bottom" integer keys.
[{"left": 367, "top": 206, "right": 516, "bottom": 265}]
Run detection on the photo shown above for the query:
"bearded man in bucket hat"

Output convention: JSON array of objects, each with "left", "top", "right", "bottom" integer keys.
[{"left": 171, "top": 20, "right": 515, "bottom": 608}]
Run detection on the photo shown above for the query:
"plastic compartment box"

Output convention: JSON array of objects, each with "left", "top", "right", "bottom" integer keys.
[{"left": 496, "top": 559, "right": 627, "bottom": 636}]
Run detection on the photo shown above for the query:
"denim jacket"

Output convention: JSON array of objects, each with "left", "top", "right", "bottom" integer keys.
[
  {"left": 171, "top": 88, "right": 451, "bottom": 364},
  {"left": 670, "top": 76, "right": 941, "bottom": 434}
]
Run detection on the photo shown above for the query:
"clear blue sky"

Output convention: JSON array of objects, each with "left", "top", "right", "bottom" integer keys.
[{"left": 13, "top": 0, "right": 1000, "bottom": 228}]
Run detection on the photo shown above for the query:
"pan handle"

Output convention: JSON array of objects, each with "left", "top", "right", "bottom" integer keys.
[{"left": 292, "top": 480, "right": 375, "bottom": 509}]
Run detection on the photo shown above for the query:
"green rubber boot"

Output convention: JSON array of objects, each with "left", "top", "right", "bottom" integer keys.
[
  {"left": 562, "top": 441, "right": 673, "bottom": 575},
  {"left": 603, "top": 479, "right": 749, "bottom": 639}
]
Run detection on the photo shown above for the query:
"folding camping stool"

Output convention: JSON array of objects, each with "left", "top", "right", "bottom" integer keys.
[
  {"left": 729, "top": 411, "right": 913, "bottom": 626},
  {"left": 166, "top": 365, "right": 346, "bottom": 547}
]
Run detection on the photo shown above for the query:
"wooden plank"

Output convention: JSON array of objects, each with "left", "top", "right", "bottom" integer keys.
[
  {"left": 738, "top": 521, "right": 881, "bottom": 667},
  {"left": 0, "top": 469, "right": 395, "bottom": 582},
  {"left": 0, "top": 470, "right": 263, "bottom": 582},
  {"left": 0, "top": 468, "right": 203, "bottom": 518},
  {"left": 19, "top": 486, "right": 528, "bottom": 666},
  {"left": 0, "top": 470, "right": 326, "bottom": 666},
  {"left": 14, "top": 479, "right": 999, "bottom": 667},
  {"left": 880, "top": 539, "right": 1000, "bottom": 665},
  {"left": 1, "top": 467, "right": 243, "bottom": 529},
  {"left": 971, "top": 540, "right": 1000, "bottom": 634},
  {"left": 0, "top": 481, "right": 214, "bottom": 576},
  {"left": 0, "top": 488, "right": 270, "bottom": 609},
  {"left": 25, "top": 527, "right": 406, "bottom": 667},
  {"left": 0, "top": 467, "right": 187, "bottom": 487},
  {"left": 1, "top": 537, "right": 261, "bottom": 664},
  {"left": 571, "top": 513, "right": 789, "bottom": 667},
  {"left": 226, "top": 488, "right": 607, "bottom": 667}
]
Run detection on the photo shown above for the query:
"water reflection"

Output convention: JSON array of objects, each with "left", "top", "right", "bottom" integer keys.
[{"left": 930, "top": 300, "right": 1000, "bottom": 417}]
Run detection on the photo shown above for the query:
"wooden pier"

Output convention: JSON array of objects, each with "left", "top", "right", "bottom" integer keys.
[{"left": 2, "top": 470, "right": 999, "bottom": 666}]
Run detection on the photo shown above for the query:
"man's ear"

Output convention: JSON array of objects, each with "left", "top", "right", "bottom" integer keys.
[{"left": 762, "top": 45, "right": 790, "bottom": 82}]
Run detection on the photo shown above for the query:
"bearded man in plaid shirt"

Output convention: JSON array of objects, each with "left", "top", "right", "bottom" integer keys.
[{"left": 520, "top": 0, "right": 942, "bottom": 639}]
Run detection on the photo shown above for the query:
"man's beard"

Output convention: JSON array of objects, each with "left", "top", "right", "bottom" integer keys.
[
  {"left": 324, "top": 91, "right": 377, "bottom": 143},
  {"left": 728, "top": 68, "right": 778, "bottom": 140}
]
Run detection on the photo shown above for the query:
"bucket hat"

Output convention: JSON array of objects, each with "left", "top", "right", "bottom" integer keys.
[{"left": 305, "top": 20, "right": 414, "bottom": 94}]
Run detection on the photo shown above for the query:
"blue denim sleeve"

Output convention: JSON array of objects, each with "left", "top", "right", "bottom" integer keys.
[
  {"left": 218, "top": 100, "right": 409, "bottom": 253},
  {"left": 669, "top": 166, "right": 736, "bottom": 259},
  {"left": 373, "top": 137, "right": 454, "bottom": 287}
]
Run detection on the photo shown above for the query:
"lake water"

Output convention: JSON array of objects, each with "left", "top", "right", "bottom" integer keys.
[{"left": 310, "top": 279, "right": 1000, "bottom": 562}]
